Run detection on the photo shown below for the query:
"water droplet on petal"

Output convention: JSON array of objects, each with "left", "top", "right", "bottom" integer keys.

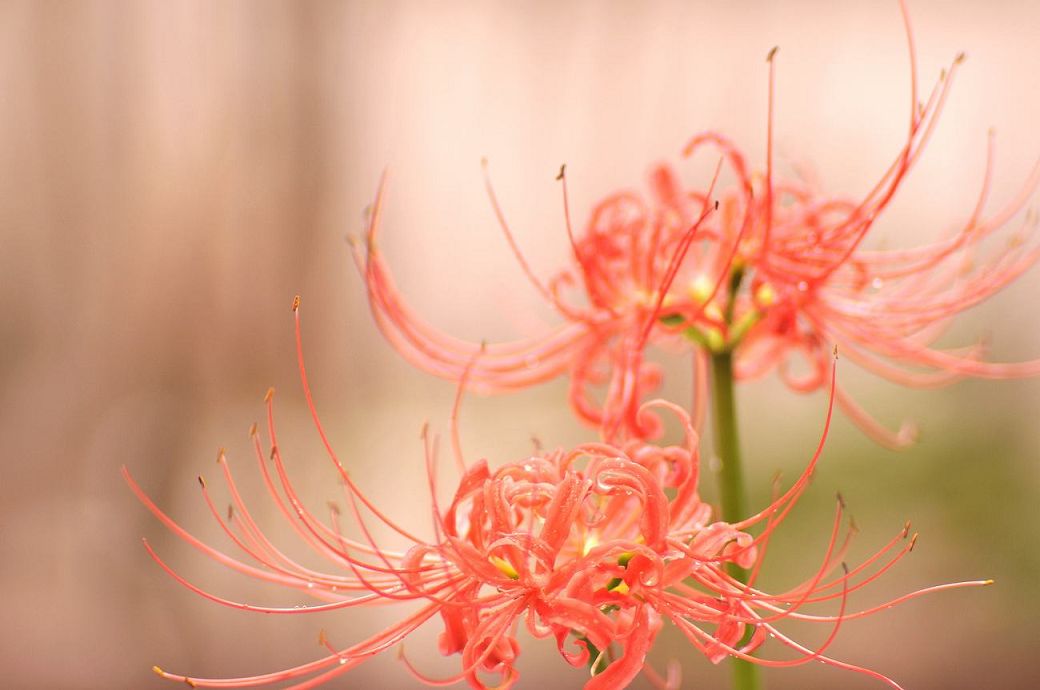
[
  {"left": 871, "top": 277, "right": 883, "bottom": 290},
  {"left": 797, "top": 281, "right": 808, "bottom": 292}
]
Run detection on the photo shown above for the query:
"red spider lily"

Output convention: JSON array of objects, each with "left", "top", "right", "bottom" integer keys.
[
  {"left": 354, "top": 0, "right": 1040, "bottom": 447},
  {"left": 126, "top": 299, "right": 989, "bottom": 689}
]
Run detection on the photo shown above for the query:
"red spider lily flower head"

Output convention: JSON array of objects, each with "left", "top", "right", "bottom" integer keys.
[
  {"left": 355, "top": 0, "right": 1040, "bottom": 447},
  {"left": 126, "top": 299, "right": 989, "bottom": 690}
]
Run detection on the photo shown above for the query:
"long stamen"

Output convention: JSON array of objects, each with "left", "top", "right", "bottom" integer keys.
[{"left": 761, "top": 46, "right": 779, "bottom": 257}]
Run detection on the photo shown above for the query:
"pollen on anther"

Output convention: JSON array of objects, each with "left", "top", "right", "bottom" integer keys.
[
  {"left": 292, "top": 295, "right": 301, "bottom": 312},
  {"left": 766, "top": 45, "right": 779, "bottom": 62},
  {"left": 248, "top": 422, "right": 258, "bottom": 437},
  {"left": 264, "top": 387, "right": 275, "bottom": 403},
  {"left": 197, "top": 475, "right": 206, "bottom": 489},
  {"left": 152, "top": 666, "right": 164, "bottom": 677},
  {"left": 556, "top": 164, "right": 566, "bottom": 181},
  {"left": 216, "top": 447, "right": 226, "bottom": 463},
  {"left": 909, "top": 533, "right": 920, "bottom": 551}
]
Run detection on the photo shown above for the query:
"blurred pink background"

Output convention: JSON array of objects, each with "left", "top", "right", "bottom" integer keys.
[{"left": 2, "top": 1, "right": 1038, "bottom": 689}]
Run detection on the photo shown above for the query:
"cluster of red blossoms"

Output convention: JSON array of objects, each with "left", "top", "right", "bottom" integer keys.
[
  {"left": 358, "top": 21, "right": 1039, "bottom": 448},
  {"left": 128, "top": 2, "right": 1035, "bottom": 689},
  {"left": 126, "top": 303, "right": 985, "bottom": 690}
]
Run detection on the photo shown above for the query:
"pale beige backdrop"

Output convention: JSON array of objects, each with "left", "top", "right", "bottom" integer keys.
[{"left": 1, "top": 1, "right": 1038, "bottom": 689}]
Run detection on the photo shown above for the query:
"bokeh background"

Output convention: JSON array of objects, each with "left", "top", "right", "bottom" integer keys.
[{"left": 2, "top": 1, "right": 1038, "bottom": 688}]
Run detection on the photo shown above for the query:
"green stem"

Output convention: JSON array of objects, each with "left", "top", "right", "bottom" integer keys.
[{"left": 710, "top": 350, "right": 762, "bottom": 690}]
